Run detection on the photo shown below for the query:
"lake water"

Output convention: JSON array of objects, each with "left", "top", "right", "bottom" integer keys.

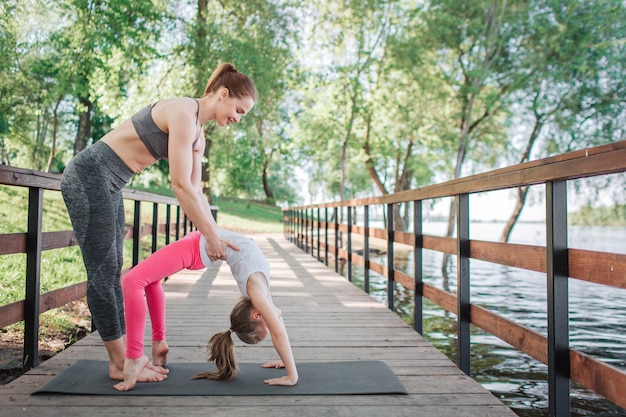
[{"left": 340, "top": 221, "right": 626, "bottom": 417}]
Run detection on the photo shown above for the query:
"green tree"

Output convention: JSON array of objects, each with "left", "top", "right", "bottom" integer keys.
[
  {"left": 55, "top": 0, "right": 167, "bottom": 155},
  {"left": 500, "top": 0, "right": 626, "bottom": 241},
  {"left": 186, "top": 0, "right": 298, "bottom": 203}
]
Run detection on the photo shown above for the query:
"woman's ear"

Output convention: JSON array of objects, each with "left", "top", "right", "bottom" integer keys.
[
  {"left": 251, "top": 309, "right": 262, "bottom": 320},
  {"left": 219, "top": 87, "right": 229, "bottom": 100}
]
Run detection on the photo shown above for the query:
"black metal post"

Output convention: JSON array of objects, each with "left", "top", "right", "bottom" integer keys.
[
  {"left": 546, "top": 180, "right": 570, "bottom": 417},
  {"left": 305, "top": 208, "right": 309, "bottom": 254},
  {"left": 175, "top": 206, "right": 181, "bottom": 240},
  {"left": 364, "top": 205, "right": 370, "bottom": 294},
  {"left": 299, "top": 209, "right": 304, "bottom": 249},
  {"left": 324, "top": 207, "right": 329, "bottom": 266},
  {"left": 414, "top": 200, "right": 423, "bottom": 334},
  {"left": 23, "top": 187, "right": 43, "bottom": 370},
  {"left": 347, "top": 206, "right": 352, "bottom": 282},
  {"left": 387, "top": 203, "right": 395, "bottom": 311},
  {"left": 152, "top": 202, "right": 158, "bottom": 254},
  {"left": 334, "top": 207, "right": 339, "bottom": 273},
  {"left": 317, "top": 207, "right": 321, "bottom": 261},
  {"left": 457, "top": 193, "right": 471, "bottom": 375},
  {"left": 133, "top": 200, "right": 141, "bottom": 266},
  {"left": 165, "top": 205, "right": 171, "bottom": 246}
]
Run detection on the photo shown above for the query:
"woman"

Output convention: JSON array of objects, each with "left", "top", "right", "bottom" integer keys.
[
  {"left": 60, "top": 63, "right": 256, "bottom": 383},
  {"left": 112, "top": 229, "right": 298, "bottom": 391}
]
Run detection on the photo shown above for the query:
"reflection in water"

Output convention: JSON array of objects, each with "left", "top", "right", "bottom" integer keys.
[{"left": 342, "top": 222, "right": 626, "bottom": 417}]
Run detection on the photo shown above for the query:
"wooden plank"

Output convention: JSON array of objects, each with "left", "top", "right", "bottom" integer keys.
[
  {"left": 288, "top": 141, "right": 626, "bottom": 209},
  {"left": 569, "top": 248, "right": 626, "bottom": 289},
  {"left": 570, "top": 350, "right": 626, "bottom": 410}
]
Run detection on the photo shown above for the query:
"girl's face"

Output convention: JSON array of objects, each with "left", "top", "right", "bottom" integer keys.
[{"left": 216, "top": 89, "right": 255, "bottom": 126}]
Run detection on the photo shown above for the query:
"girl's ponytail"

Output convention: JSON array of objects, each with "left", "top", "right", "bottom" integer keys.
[
  {"left": 192, "top": 297, "right": 264, "bottom": 381},
  {"left": 192, "top": 329, "right": 238, "bottom": 381}
]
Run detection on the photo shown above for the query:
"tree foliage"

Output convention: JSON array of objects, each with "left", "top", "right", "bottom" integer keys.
[{"left": 1, "top": 0, "right": 624, "bottom": 212}]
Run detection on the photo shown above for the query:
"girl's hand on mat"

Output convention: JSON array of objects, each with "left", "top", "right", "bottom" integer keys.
[
  {"left": 262, "top": 360, "right": 285, "bottom": 369},
  {"left": 264, "top": 375, "right": 298, "bottom": 386}
]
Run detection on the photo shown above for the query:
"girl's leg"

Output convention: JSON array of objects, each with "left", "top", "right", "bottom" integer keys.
[{"left": 123, "top": 231, "right": 205, "bottom": 359}]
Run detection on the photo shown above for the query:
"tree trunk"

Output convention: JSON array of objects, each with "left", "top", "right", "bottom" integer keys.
[
  {"left": 202, "top": 125, "right": 215, "bottom": 204},
  {"left": 73, "top": 97, "right": 92, "bottom": 155},
  {"left": 262, "top": 149, "right": 275, "bottom": 203},
  {"left": 47, "top": 96, "right": 64, "bottom": 172},
  {"left": 499, "top": 115, "right": 544, "bottom": 242}
]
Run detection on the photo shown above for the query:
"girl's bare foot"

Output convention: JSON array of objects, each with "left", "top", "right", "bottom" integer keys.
[
  {"left": 113, "top": 355, "right": 167, "bottom": 391},
  {"left": 152, "top": 340, "right": 170, "bottom": 367}
]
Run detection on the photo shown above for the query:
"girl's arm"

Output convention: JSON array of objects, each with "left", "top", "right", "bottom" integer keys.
[{"left": 246, "top": 274, "right": 298, "bottom": 386}]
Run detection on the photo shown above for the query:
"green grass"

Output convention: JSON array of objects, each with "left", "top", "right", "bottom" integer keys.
[{"left": 0, "top": 184, "right": 284, "bottom": 306}]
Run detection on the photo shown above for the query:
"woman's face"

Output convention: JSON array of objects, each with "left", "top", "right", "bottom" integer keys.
[{"left": 216, "top": 89, "right": 255, "bottom": 126}]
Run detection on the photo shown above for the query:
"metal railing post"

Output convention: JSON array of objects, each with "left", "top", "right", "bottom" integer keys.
[
  {"left": 347, "top": 206, "right": 352, "bottom": 282},
  {"left": 334, "top": 207, "right": 339, "bottom": 273},
  {"left": 546, "top": 180, "right": 570, "bottom": 417},
  {"left": 387, "top": 203, "right": 395, "bottom": 311},
  {"left": 414, "top": 200, "right": 423, "bottom": 334},
  {"left": 23, "top": 186, "right": 43, "bottom": 370},
  {"left": 324, "top": 207, "right": 329, "bottom": 266},
  {"left": 152, "top": 202, "right": 158, "bottom": 253},
  {"left": 364, "top": 205, "right": 370, "bottom": 294},
  {"left": 133, "top": 200, "right": 141, "bottom": 266},
  {"left": 457, "top": 193, "right": 471, "bottom": 375}
]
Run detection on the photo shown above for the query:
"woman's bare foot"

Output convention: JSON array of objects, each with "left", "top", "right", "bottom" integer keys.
[
  {"left": 113, "top": 355, "right": 167, "bottom": 391},
  {"left": 152, "top": 340, "right": 170, "bottom": 367}
]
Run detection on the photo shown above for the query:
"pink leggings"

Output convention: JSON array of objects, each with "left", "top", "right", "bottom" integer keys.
[{"left": 122, "top": 231, "right": 205, "bottom": 359}]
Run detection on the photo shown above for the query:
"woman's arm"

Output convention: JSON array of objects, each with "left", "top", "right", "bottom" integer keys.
[
  {"left": 165, "top": 99, "right": 238, "bottom": 260},
  {"left": 246, "top": 274, "right": 298, "bottom": 386}
]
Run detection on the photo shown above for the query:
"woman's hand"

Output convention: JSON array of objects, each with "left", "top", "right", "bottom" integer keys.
[{"left": 204, "top": 235, "right": 240, "bottom": 261}]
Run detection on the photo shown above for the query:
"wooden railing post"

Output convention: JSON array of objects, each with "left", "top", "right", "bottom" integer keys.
[
  {"left": 23, "top": 186, "right": 43, "bottom": 370},
  {"left": 546, "top": 180, "right": 570, "bottom": 417},
  {"left": 457, "top": 193, "right": 471, "bottom": 375}
]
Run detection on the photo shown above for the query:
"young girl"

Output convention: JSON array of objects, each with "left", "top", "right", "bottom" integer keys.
[{"left": 113, "top": 229, "right": 298, "bottom": 391}]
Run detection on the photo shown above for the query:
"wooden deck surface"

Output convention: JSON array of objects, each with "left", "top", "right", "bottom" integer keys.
[{"left": 0, "top": 234, "right": 516, "bottom": 417}]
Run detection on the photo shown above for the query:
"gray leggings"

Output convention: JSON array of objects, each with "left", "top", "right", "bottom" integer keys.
[{"left": 61, "top": 141, "right": 134, "bottom": 341}]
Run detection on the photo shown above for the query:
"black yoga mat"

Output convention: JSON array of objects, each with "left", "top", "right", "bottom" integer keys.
[{"left": 32, "top": 360, "right": 407, "bottom": 396}]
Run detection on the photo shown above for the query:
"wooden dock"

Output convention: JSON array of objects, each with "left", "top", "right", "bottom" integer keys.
[{"left": 0, "top": 234, "right": 516, "bottom": 417}]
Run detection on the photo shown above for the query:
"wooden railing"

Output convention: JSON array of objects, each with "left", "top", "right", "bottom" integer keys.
[
  {"left": 0, "top": 165, "right": 214, "bottom": 370},
  {"left": 282, "top": 141, "right": 626, "bottom": 417}
]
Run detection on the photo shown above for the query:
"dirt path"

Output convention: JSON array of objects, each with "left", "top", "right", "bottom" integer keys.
[{"left": 0, "top": 298, "right": 91, "bottom": 385}]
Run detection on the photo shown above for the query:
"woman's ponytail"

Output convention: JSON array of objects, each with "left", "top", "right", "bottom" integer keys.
[{"left": 203, "top": 62, "right": 257, "bottom": 101}]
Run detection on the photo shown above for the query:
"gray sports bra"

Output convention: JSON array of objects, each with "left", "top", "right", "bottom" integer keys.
[{"left": 131, "top": 99, "right": 201, "bottom": 160}]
